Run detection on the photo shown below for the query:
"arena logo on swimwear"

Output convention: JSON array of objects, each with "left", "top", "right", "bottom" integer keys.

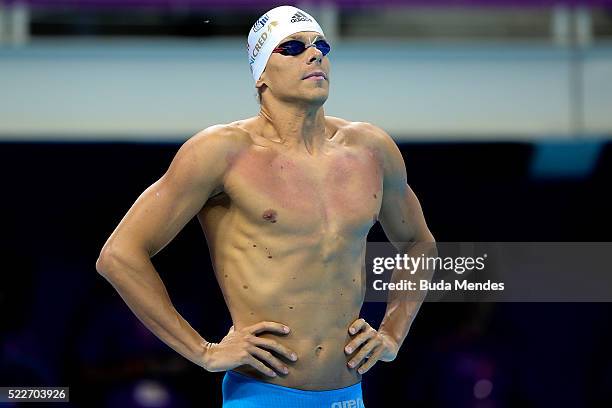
[
  {"left": 290, "top": 11, "right": 312, "bottom": 23},
  {"left": 330, "top": 398, "right": 365, "bottom": 408},
  {"left": 252, "top": 14, "right": 269, "bottom": 32},
  {"left": 249, "top": 21, "right": 279, "bottom": 68}
]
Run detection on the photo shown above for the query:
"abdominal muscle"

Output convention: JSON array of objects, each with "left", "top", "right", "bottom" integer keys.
[
  {"left": 214, "top": 239, "right": 367, "bottom": 390},
  {"left": 231, "top": 298, "right": 363, "bottom": 390}
]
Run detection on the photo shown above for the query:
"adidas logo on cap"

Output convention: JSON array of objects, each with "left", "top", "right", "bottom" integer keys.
[{"left": 290, "top": 11, "right": 312, "bottom": 23}]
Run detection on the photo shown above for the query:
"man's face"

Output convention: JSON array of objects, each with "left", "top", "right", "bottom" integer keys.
[{"left": 257, "top": 31, "right": 331, "bottom": 106}]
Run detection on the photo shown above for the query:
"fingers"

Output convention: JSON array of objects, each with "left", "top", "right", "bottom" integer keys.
[
  {"left": 346, "top": 319, "right": 385, "bottom": 375},
  {"left": 355, "top": 346, "right": 384, "bottom": 374},
  {"left": 348, "top": 318, "right": 367, "bottom": 335},
  {"left": 251, "top": 337, "right": 298, "bottom": 362},
  {"left": 244, "top": 354, "right": 278, "bottom": 378},
  {"left": 345, "top": 327, "right": 375, "bottom": 355},
  {"left": 347, "top": 336, "right": 380, "bottom": 370},
  {"left": 249, "top": 346, "right": 289, "bottom": 376},
  {"left": 235, "top": 321, "right": 294, "bottom": 377},
  {"left": 247, "top": 321, "right": 291, "bottom": 335}
]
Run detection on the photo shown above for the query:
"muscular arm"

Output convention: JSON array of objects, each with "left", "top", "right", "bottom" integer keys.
[
  {"left": 95, "top": 125, "right": 231, "bottom": 367},
  {"left": 341, "top": 123, "right": 436, "bottom": 374},
  {"left": 372, "top": 123, "right": 437, "bottom": 355}
]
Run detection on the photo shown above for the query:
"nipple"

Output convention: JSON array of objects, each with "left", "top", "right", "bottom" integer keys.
[{"left": 262, "top": 209, "right": 278, "bottom": 223}]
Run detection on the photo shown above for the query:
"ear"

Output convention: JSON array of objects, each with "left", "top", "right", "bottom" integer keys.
[{"left": 255, "top": 71, "right": 267, "bottom": 90}]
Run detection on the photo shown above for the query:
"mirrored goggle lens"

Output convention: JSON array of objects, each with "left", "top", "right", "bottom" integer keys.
[{"left": 275, "top": 40, "right": 331, "bottom": 56}]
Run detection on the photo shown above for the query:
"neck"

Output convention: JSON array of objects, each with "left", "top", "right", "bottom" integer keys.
[{"left": 258, "top": 97, "right": 327, "bottom": 155}]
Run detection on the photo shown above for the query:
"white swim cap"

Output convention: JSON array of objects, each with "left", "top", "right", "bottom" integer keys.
[{"left": 247, "top": 5, "right": 325, "bottom": 82}]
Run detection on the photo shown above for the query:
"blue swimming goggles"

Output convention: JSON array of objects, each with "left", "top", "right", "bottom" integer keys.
[{"left": 272, "top": 39, "right": 331, "bottom": 57}]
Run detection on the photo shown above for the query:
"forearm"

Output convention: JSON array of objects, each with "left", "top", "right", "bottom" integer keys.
[
  {"left": 378, "top": 241, "right": 437, "bottom": 350},
  {"left": 96, "top": 250, "right": 208, "bottom": 367}
]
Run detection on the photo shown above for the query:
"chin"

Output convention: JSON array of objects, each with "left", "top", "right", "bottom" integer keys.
[
  {"left": 303, "top": 90, "right": 329, "bottom": 105},
  {"left": 310, "top": 94, "right": 328, "bottom": 104},
  {"left": 281, "top": 89, "right": 329, "bottom": 106}
]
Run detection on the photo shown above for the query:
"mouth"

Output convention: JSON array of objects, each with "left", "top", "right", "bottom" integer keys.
[{"left": 303, "top": 71, "right": 327, "bottom": 81}]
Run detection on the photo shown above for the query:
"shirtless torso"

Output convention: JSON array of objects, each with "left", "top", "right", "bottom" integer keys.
[
  {"left": 198, "top": 115, "right": 381, "bottom": 389},
  {"left": 96, "top": 109, "right": 434, "bottom": 394}
]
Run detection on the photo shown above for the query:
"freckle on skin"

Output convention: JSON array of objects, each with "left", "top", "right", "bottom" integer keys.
[
  {"left": 243, "top": 285, "right": 248, "bottom": 289},
  {"left": 401, "top": 219, "right": 406, "bottom": 224},
  {"left": 225, "top": 274, "right": 228, "bottom": 278},
  {"left": 352, "top": 278, "right": 356, "bottom": 282},
  {"left": 268, "top": 255, "right": 273, "bottom": 259},
  {"left": 253, "top": 244, "right": 257, "bottom": 248},
  {"left": 373, "top": 193, "right": 377, "bottom": 199},
  {"left": 288, "top": 306, "right": 294, "bottom": 310}
]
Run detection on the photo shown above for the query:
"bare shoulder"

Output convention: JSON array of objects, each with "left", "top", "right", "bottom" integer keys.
[
  {"left": 163, "top": 121, "right": 255, "bottom": 197},
  {"left": 325, "top": 115, "right": 353, "bottom": 133},
  {"left": 187, "top": 120, "right": 254, "bottom": 155},
  {"left": 325, "top": 116, "right": 398, "bottom": 155}
]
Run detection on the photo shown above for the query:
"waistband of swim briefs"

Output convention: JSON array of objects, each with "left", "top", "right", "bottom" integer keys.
[{"left": 222, "top": 370, "right": 364, "bottom": 407}]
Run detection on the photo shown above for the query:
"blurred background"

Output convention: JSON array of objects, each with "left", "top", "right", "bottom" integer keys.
[{"left": 1, "top": 0, "right": 611, "bottom": 407}]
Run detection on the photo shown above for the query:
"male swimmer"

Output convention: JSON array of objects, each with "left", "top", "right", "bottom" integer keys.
[{"left": 96, "top": 5, "right": 435, "bottom": 407}]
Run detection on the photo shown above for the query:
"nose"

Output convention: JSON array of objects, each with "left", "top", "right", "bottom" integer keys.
[{"left": 305, "top": 44, "right": 323, "bottom": 64}]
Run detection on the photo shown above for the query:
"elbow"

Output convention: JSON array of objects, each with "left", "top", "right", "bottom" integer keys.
[
  {"left": 96, "top": 247, "right": 114, "bottom": 277},
  {"left": 96, "top": 243, "right": 123, "bottom": 278},
  {"left": 405, "top": 230, "right": 437, "bottom": 257},
  {"left": 405, "top": 230, "right": 435, "bottom": 245},
  {"left": 96, "top": 241, "right": 148, "bottom": 278},
  {"left": 423, "top": 230, "right": 436, "bottom": 244},
  {"left": 422, "top": 230, "right": 437, "bottom": 257}
]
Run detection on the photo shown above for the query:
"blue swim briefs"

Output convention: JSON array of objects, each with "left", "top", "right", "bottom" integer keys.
[{"left": 222, "top": 370, "right": 365, "bottom": 408}]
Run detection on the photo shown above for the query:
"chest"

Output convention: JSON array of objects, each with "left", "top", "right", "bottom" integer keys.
[{"left": 224, "top": 146, "right": 383, "bottom": 235}]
